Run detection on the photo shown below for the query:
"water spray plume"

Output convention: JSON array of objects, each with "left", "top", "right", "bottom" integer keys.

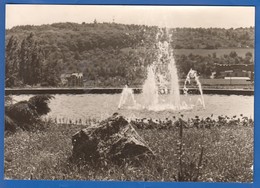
[
  {"left": 118, "top": 29, "right": 205, "bottom": 111},
  {"left": 183, "top": 69, "right": 206, "bottom": 109},
  {"left": 118, "top": 85, "right": 137, "bottom": 109}
]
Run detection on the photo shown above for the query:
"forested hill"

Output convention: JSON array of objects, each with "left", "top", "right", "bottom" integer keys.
[
  {"left": 6, "top": 22, "right": 255, "bottom": 49},
  {"left": 5, "top": 22, "right": 255, "bottom": 87}
]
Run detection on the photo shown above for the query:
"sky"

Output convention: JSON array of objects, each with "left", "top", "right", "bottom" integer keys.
[{"left": 6, "top": 5, "right": 255, "bottom": 29}]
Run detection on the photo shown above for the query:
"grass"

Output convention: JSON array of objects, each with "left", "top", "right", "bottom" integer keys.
[{"left": 4, "top": 119, "right": 253, "bottom": 182}]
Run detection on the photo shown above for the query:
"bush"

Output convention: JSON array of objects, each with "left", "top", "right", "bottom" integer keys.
[
  {"left": 28, "top": 95, "right": 54, "bottom": 116},
  {"left": 5, "top": 115, "right": 18, "bottom": 132},
  {"left": 5, "top": 95, "right": 54, "bottom": 131}
]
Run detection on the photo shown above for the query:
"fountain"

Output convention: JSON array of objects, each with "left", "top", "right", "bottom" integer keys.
[
  {"left": 142, "top": 65, "right": 159, "bottom": 108},
  {"left": 118, "top": 29, "right": 205, "bottom": 111},
  {"left": 118, "top": 85, "right": 138, "bottom": 109},
  {"left": 183, "top": 69, "right": 206, "bottom": 109}
]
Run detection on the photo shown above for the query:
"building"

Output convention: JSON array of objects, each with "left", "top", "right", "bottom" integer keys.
[
  {"left": 60, "top": 73, "right": 83, "bottom": 87},
  {"left": 216, "top": 64, "right": 254, "bottom": 81}
]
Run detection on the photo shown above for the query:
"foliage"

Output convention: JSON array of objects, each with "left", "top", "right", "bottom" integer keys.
[
  {"left": 6, "top": 100, "right": 39, "bottom": 127},
  {"left": 131, "top": 114, "right": 254, "bottom": 130},
  {"left": 172, "top": 27, "right": 254, "bottom": 49},
  {"left": 5, "top": 115, "right": 17, "bottom": 132},
  {"left": 5, "top": 36, "right": 21, "bottom": 87},
  {"left": 5, "top": 95, "right": 54, "bottom": 131},
  {"left": 5, "top": 23, "right": 255, "bottom": 87},
  {"left": 6, "top": 33, "right": 61, "bottom": 87},
  {"left": 5, "top": 96, "right": 13, "bottom": 106},
  {"left": 28, "top": 95, "right": 54, "bottom": 116},
  {"left": 4, "top": 116, "right": 253, "bottom": 182},
  {"left": 19, "top": 33, "right": 43, "bottom": 85}
]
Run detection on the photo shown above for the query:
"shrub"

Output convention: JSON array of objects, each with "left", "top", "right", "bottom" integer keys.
[
  {"left": 28, "top": 95, "right": 54, "bottom": 116},
  {"left": 5, "top": 115, "right": 18, "bottom": 132},
  {"left": 5, "top": 95, "right": 54, "bottom": 131}
]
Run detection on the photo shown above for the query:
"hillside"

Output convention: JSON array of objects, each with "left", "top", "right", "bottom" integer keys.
[{"left": 5, "top": 22, "right": 255, "bottom": 87}]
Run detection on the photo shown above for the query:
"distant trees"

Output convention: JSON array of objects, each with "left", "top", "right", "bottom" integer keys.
[
  {"left": 41, "top": 59, "right": 61, "bottom": 87},
  {"left": 5, "top": 36, "right": 20, "bottom": 87},
  {"left": 5, "top": 23, "right": 255, "bottom": 87},
  {"left": 19, "top": 33, "right": 43, "bottom": 85},
  {"left": 245, "top": 52, "right": 253, "bottom": 64},
  {"left": 5, "top": 33, "right": 61, "bottom": 87},
  {"left": 229, "top": 51, "right": 238, "bottom": 58},
  {"left": 171, "top": 27, "right": 254, "bottom": 49},
  {"left": 175, "top": 52, "right": 253, "bottom": 79},
  {"left": 5, "top": 33, "right": 44, "bottom": 87}
]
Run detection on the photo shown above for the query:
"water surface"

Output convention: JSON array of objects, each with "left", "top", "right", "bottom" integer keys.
[{"left": 11, "top": 94, "right": 254, "bottom": 122}]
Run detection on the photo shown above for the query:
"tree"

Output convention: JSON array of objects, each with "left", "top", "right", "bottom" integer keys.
[
  {"left": 19, "top": 33, "right": 43, "bottom": 85},
  {"left": 245, "top": 52, "right": 253, "bottom": 64},
  {"left": 229, "top": 51, "right": 238, "bottom": 58},
  {"left": 5, "top": 36, "right": 20, "bottom": 87},
  {"left": 41, "top": 59, "right": 61, "bottom": 86},
  {"left": 5, "top": 23, "right": 255, "bottom": 87},
  {"left": 212, "top": 52, "right": 217, "bottom": 58}
]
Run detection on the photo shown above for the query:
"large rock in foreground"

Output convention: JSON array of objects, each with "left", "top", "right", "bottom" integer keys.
[{"left": 71, "top": 113, "right": 154, "bottom": 164}]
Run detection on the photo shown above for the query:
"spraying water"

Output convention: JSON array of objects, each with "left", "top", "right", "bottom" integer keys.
[
  {"left": 118, "top": 85, "right": 137, "bottom": 109},
  {"left": 168, "top": 50, "right": 181, "bottom": 108},
  {"left": 118, "top": 28, "right": 205, "bottom": 111},
  {"left": 141, "top": 28, "right": 182, "bottom": 110},
  {"left": 142, "top": 65, "right": 159, "bottom": 108},
  {"left": 183, "top": 69, "right": 206, "bottom": 109}
]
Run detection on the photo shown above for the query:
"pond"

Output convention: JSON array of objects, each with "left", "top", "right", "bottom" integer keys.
[{"left": 11, "top": 94, "right": 254, "bottom": 122}]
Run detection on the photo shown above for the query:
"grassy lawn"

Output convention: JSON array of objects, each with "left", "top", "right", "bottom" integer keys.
[{"left": 4, "top": 121, "right": 253, "bottom": 182}]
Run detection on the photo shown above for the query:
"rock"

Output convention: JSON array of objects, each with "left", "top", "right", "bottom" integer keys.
[{"left": 71, "top": 113, "right": 154, "bottom": 164}]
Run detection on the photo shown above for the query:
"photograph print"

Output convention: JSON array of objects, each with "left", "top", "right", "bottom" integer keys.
[{"left": 4, "top": 5, "right": 254, "bottom": 182}]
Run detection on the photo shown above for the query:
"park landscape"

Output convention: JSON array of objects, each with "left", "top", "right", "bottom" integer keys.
[{"left": 4, "top": 5, "right": 254, "bottom": 182}]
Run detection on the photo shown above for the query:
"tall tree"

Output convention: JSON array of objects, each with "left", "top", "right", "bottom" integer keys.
[
  {"left": 5, "top": 36, "right": 20, "bottom": 87},
  {"left": 19, "top": 33, "right": 43, "bottom": 85}
]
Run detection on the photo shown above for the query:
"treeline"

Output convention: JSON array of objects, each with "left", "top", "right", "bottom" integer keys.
[
  {"left": 175, "top": 51, "right": 253, "bottom": 79},
  {"left": 6, "top": 33, "right": 61, "bottom": 87},
  {"left": 5, "top": 22, "right": 254, "bottom": 87},
  {"left": 172, "top": 27, "right": 254, "bottom": 49},
  {"left": 7, "top": 22, "right": 254, "bottom": 50}
]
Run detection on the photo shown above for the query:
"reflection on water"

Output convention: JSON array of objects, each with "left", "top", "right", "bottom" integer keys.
[{"left": 11, "top": 94, "right": 254, "bottom": 122}]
